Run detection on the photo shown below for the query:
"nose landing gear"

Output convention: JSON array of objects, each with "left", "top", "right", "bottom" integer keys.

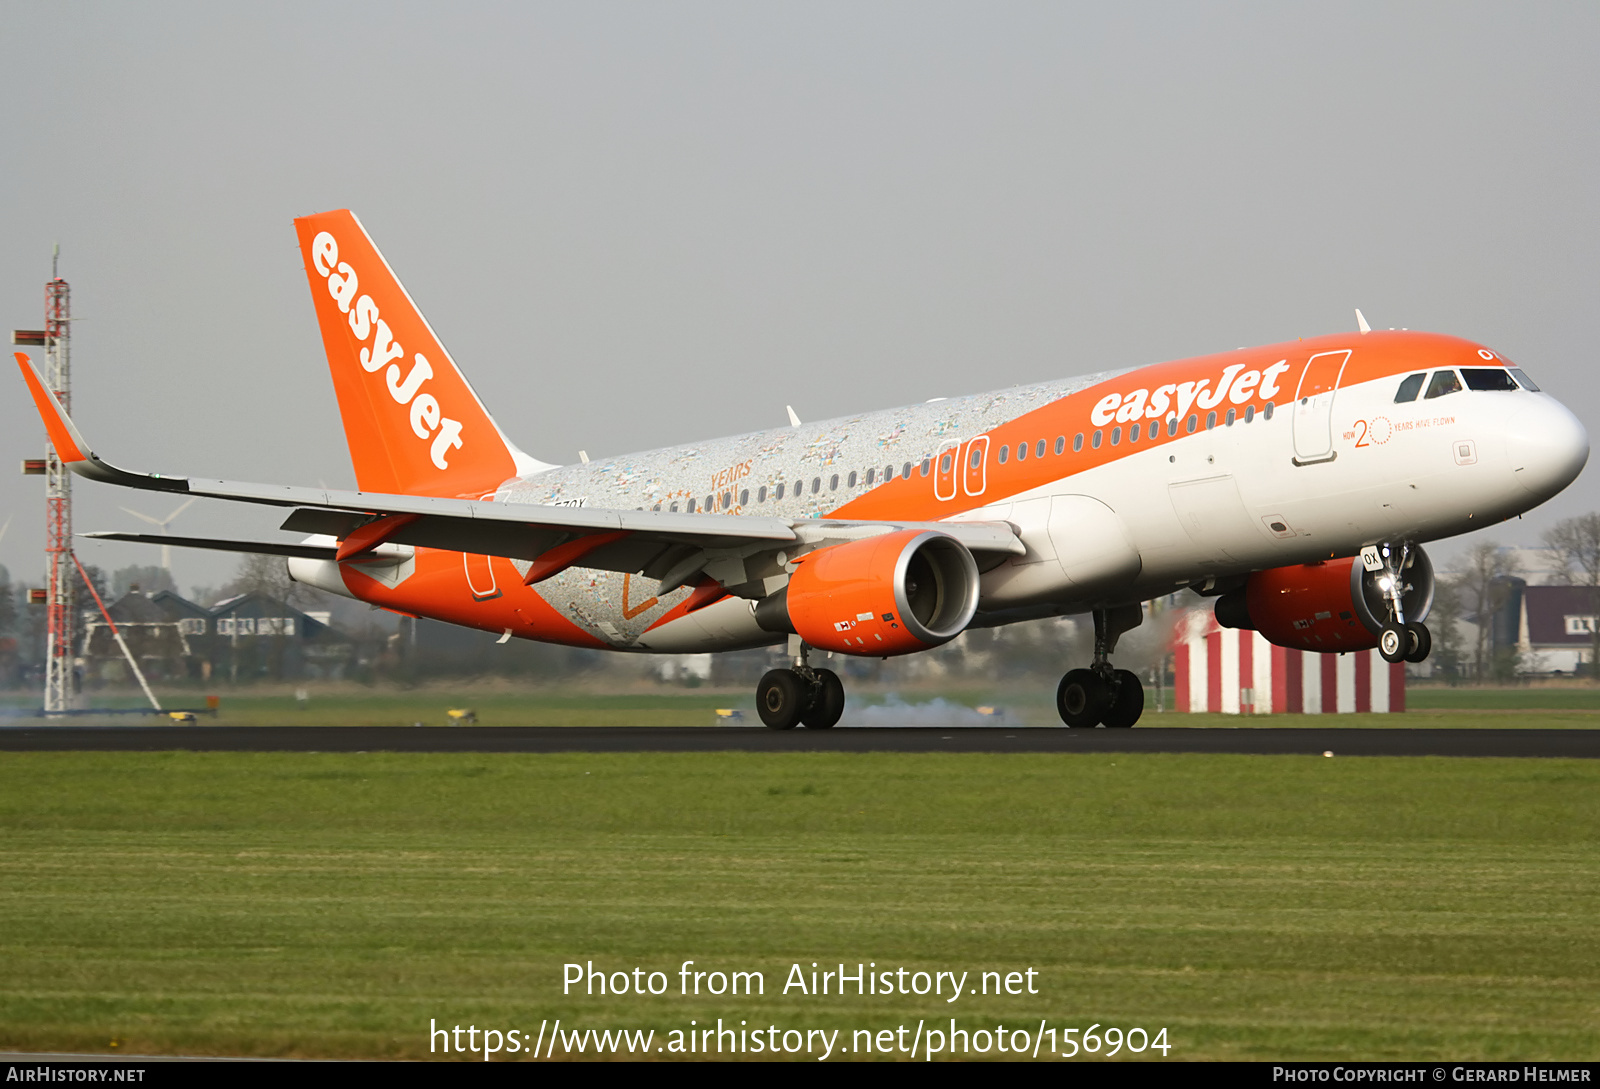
[
  {"left": 1365, "top": 542, "right": 1432, "bottom": 664},
  {"left": 757, "top": 642, "right": 845, "bottom": 730},
  {"left": 1056, "top": 604, "right": 1146, "bottom": 728}
]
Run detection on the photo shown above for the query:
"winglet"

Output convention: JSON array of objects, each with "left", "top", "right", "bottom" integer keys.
[
  {"left": 13, "top": 352, "right": 188, "bottom": 493},
  {"left": 15, "top": 352, "right": 90, "bottom": 463},
  {"left": 1355, "top": 309, "right": 1371, "bottom": 334},
  {"left": 786, "top": 405, "right": 802, "bottom": 428}
]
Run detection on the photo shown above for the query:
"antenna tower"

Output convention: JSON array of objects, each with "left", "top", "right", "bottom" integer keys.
[{"left": 42, "top": 251, "right": 74, "bottom": 713}]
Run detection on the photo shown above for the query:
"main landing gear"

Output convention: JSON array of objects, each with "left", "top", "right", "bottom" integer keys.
[
  {"left": 1366, "top": 542, "right": 1432, "bottom": 665},
  {"left": 758, "top": 642, "right": 845, "bottom": 730},
  {"left": 1057, "top": 604, "right": 1146, "bottom": 728}
]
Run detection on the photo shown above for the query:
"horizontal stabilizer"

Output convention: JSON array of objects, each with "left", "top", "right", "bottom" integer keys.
[{"left": 81, "top": 532, "right": 337, "bottom": 561}]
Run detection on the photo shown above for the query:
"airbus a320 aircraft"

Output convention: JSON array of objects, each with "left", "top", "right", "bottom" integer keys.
[{"left": 16, "top": 210, "right": 1589, "bottom": 728}]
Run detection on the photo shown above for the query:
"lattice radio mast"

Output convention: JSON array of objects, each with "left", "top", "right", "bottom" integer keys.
[
  {"left": 13, "top": 249, "right": 75, "bottom": 713},
  {"left": 42, "top": 252, "right": 73, "bottom": 713}
]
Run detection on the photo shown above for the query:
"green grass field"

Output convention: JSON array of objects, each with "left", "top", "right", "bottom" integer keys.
[{"left": 0, "top": 750, "right": 1596, "bottom": 1060}]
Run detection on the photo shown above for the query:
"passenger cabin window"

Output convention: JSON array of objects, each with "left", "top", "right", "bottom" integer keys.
[
  {"left": 739, "top": 488, "right": 749, "bottom": 506},
  {"left": 997, "top": 445, "right": 1008, "bottom": 464},
  {"left": 1055, "top": 436, "right": 1065, "bottom": 455},
  {"left": 1091, "top": 430, "right": 1102, "bottom": 449},
  {"left": 686, "top": 499, "right": 696, "bottom": 513},
  {"left": 829, "top": 475, "right": 839, "bottom": 491},
  {"left": 865, "top": 469, "right": 874, "bottom": 485},
  {"left": 1073, "top": 433, "right": 1084, "bottom": 452},
  {"left": 1424, "top": 370, "right": 1462, "bottom": 399},
  {"left": 920, "top": 458, "right": 931, "bottom": 477},
  {"left": 1016, "top": 442, "right": 1027, "bottom": 461},
  {"left": 758, "top": 486, "right": 767, "bottom": 503},
  {"left": 847, "top": 471, "right": 857, "bottom": 488},
  {"left": 1036, "top": 439, "right": 1046, "bottom": 459},
  {"left": 811, "top": 477, "right": 821, "bottom": 494},
  {"left": 1510, "top": 368, "right": 1540, "bottom": 391},
  {"left": 775, "top": 483, "right": 785, "bottom": 500},
  {"left": 1394, "top": 372, "right": 1426, "bottom": 403},
  {"left": 1461, "top": 368, "right": 1518, "bottom": 392}
]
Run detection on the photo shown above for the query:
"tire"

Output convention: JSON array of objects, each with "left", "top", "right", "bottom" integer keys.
[
  {"left": 1404, "top": 622, "right": 1432, "bottom": 663},
  {"left": 1101, "top": 669, "right": 1144, "bottom": 728},
  {"left": 1378, "top": 624, "right": 1407, "bottom": 664},
  {"left": 757, "top": 669, "right": 806, "bottom": 729},
  {"left": 800, "top": 668, "right": 845, "bottom": 729},
  {"left": 1057, "top": 668, "right": 1109, "bottom": 728}
]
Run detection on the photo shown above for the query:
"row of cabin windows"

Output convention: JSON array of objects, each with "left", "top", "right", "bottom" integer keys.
[
  {"left": 1071, "top": 401, "right": 1277, "bottom": 453},
  {"left": 1393, "top": 366, "right": 1535, "bottom": 403},
  {"left": 647, "top": 402, "right": 1287, "bottom": 512},
  {"left": 655, "top": 458, "right": 943, "bottom": 512},
  {"left": 983, "top": 403, "right": 1276, "bottom": 466}
]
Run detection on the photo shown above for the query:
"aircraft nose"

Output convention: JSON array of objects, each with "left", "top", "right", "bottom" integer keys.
[{"left": 1505, "top": 396, "right": 1589, "bottom": 500}]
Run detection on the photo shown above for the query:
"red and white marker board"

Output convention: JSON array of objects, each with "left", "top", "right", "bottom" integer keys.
[{"left": 1172, "top": 610, "right": 1405, "bottom": 714}]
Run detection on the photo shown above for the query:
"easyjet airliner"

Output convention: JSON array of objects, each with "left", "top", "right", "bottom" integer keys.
[{"left": 16, "top": 210, "right": 1589, "bottom": 727}]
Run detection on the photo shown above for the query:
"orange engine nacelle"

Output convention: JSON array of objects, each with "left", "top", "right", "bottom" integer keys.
[
  {"left": 1215, "top": 549, "right": 1435, "bottom": 653},
  {"left": 754, "top": 529, "right": 980, "bottom": 656}
]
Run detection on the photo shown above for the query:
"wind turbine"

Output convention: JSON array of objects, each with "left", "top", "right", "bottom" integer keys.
[{"left": 119, "top": 498, "right": 197, "bottom": 574}]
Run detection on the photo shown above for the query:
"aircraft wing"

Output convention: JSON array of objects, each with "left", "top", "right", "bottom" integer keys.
[{"left": 21, "top": 354, "right": 1022, "bottom": 592}]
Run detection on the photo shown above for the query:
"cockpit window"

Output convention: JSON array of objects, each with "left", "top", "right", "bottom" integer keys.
[
  {"left": 1509, "top": 367, "right": 1541, "bottom": 392},
  {"left": 1394, "top": 373, "right": 1426, "bottom": 403},
  {"left": 1461, "top": 368, "right": 1518, "bottom": 392},
  {"left": 1424, "top": 370, "right": 1462, "bottom": 399}
]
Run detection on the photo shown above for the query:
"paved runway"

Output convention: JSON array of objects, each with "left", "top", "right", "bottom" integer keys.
[{"left": 0, "top": 725, "right": 1596, "bottom": 757}]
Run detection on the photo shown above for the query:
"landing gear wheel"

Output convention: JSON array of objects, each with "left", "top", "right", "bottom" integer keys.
[
  {"left": 801, "top": 668, "right": 845, "bottom": 729},
  {"left": 757, "top": 669, "right": 806, "bottom": 729},
  {"left": 1101, "top": 669, "right": 1145, "bottom": 728},
  {"left": 1378, "top": 624, "right": 1407, "bottom": 664},
  {"left": 1057, "top": 668, "right": 1110, "bottom": 728},
  {"left": 1404, "top": 622, "right": 1432, "bottom": 663}
]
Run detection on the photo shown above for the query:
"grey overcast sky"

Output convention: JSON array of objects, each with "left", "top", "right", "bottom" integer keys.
[{"left": 2, "top": 2, "right": 1596, "bottom": 592}]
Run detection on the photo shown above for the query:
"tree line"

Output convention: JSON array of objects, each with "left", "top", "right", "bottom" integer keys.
[{"left": 1425, "top": 513, "right": 1600, "bottom": 683}]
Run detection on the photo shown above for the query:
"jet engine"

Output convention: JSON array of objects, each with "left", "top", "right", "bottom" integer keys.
[
  {"left": 754, "top": 529, "right": 980, "bottom": 656},
  {"left": 1214, "top": 547, "right": 1435, "bottom": 653}
]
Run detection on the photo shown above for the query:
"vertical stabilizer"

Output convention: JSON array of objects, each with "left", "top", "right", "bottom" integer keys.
[{"left": 293, "top": 210, "right": 549, "bottom": 498}]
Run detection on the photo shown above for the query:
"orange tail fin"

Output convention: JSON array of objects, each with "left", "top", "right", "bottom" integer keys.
[{"left": 293, "top": 210, "right": 548, "bottom": 498}]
